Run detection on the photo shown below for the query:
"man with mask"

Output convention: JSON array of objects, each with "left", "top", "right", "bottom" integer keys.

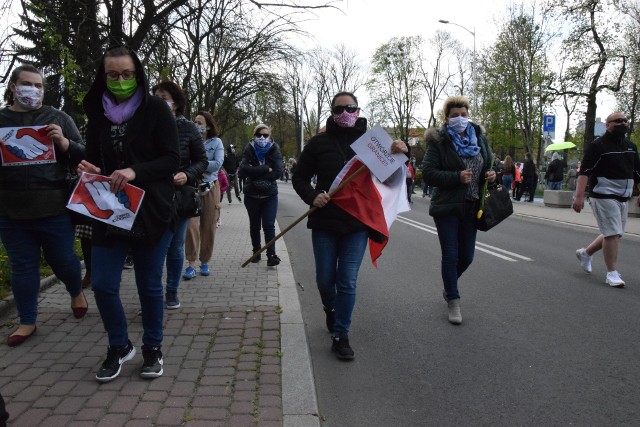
[
  {"left": 0, "top": 64, "right": 87, "bottom": 346},
  {"left": 573, "top": 112, "right": 640, "bottom": 288}
]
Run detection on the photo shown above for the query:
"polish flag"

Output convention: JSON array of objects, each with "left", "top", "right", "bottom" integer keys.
[{"left": 329, "top": 157, "right": 410, "bottom": 266}]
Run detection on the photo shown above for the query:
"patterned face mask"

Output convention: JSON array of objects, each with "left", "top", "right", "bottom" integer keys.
[
  {"left": 332, "top": 110, "right": 358, "bottom": 128},
  {"left": 14, "top": 85, "right": 43, "bottom": 110}
]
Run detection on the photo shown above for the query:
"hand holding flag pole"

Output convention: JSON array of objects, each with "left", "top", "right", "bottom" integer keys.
[{"left": 241, "top": 164, "right": 367, "bottom": 268}]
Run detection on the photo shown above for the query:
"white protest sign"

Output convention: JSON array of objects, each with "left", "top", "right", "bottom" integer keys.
[
  {"left": 0, "top": 126, "right": 57, "bottom": 166},
  {"left": 350, "top": 124, "right": 407, "bottom": 182}
]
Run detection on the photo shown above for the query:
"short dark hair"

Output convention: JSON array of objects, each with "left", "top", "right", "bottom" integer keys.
[
  {"left": 152, "top": 80, "right": 186, "bottom": 116},
  {"left": 331, "top": 91, "right": 358, "bottom": 107},
  {"left": 4, "top": 64, "right": 42, "bottom": 105},
  {"left": 197, "top": 110, "right": 219, "bottom": 138}
]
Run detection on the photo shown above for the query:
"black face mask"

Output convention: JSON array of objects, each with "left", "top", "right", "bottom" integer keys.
[{"left": 611, "top": 125, "right": 629, "bottom": 137}]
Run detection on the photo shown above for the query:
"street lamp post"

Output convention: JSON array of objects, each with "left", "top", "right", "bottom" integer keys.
[{"left": 438, "top": 20, "right": 476, "bottom": 101}]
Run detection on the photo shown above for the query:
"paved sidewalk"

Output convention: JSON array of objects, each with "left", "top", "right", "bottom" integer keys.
[{"left": 0, "top": 202, "right": 319, "bottom": 427}]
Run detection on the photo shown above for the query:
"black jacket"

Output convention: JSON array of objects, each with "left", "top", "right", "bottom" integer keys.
[
  {"left": 223, "top": 149, "right": 239, "bottom": 175},
  {"left": 422, "top": 123, "right": 493, "bottom": 218},
  {"left": 545, "top": 158, "right": 563, "bottom": 182},
  {"left": 238, "top": 141, "right": 283, "bottom": 198},
  {"left": 292, "top": 116, "right": 370, "bottom": 235},
  {"left": 175, "top": 115, "right": 207, "bottom": 187},
  {"left": 0, "top": 106, "right": 84, "bottom": 220},
  {"left": 83, "top": 49, "right": 179, "bottom": 243}
]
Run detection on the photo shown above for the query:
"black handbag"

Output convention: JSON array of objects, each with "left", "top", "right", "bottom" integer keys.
[
  {"left": 174, "top": 184, "right": 202, "bottom": 218},
  {"left": 475, "top": 182, "right": 513, "bottom": 232}
]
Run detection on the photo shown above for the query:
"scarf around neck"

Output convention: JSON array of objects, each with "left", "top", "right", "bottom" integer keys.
[
  {"left": 102, "top": 87, "right": 144, "bottom": 124},
  {"left": 447, "top": 123, "right": 480, "bottom": 158},
  {"left": 252, "top": 139, "right": 273, "bottom": 164}
]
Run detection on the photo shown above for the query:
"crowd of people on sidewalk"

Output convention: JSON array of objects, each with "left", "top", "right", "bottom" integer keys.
[
  {"left": 0, "top": 49, "right": 638, "bottom": 426},
  {"left": 0, "top": 47, "right": 286, "bottom": 389}
]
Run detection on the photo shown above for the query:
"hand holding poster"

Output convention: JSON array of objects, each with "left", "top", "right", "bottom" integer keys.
[
  {"left": 349, "top": 124, "right": 407, "bottom": 182},
  {"left": 0, "top": 126, "right": 56, "bottom": 166},
  {"left": 67, "top": 172, "right": 145, "bottom": 230}
]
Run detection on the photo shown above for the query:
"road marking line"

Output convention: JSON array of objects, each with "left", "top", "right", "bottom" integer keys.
[{"left": 396, "top": 216, "right": 532, "bottom": 262}]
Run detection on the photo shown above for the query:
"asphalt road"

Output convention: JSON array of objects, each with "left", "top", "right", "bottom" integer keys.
[{"left": 276, "top": 182, "right": 640, "bottom": 427}]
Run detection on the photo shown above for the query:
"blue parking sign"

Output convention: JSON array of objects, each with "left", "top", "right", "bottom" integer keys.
[{"left": 543, "top": 115, "right": 555, "bottom": 132}]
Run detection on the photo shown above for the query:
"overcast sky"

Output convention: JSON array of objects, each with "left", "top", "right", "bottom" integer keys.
[{"left": 291, "top": 0, "right": 617, "bottom": 141}]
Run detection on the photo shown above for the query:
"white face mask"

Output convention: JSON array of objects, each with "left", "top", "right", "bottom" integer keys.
[
  {"left": 447, "top": 116, "right": 469, "bottom": 133},
  {"left": 14, "top": 85, "right": 43, "bottom": 110},
  {"left": 165, "top": 100, "right": 174, "bottom": 111}
]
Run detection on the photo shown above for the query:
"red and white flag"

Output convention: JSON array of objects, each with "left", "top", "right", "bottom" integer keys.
[{"left": 329, "top": 157, "right": 410, "bottom": 266}]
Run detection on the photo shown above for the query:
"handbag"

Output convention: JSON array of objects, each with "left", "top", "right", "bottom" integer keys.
[
  {"left": 174, "top": 184, "right": 202, "bottom": 218},
  {"left": 475, "top": 181, "right": 513, "bottom": 232}
]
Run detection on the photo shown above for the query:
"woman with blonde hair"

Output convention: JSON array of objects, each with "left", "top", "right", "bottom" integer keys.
[{"left": 422, "top": 96, "right": 496, "bottom": 325}]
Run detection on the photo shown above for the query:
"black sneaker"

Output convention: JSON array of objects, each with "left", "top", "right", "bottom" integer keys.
[
  {"left": 166, "top": 291, "right": 180, "bottom": 309},
  {"left": 123, "top": 256, "right": 134, "bottom": 269},
  {"left": 267, "top": 254, "right": 281, "bottom": 267},
  {"left": 331, "top": 333, "right": 354, "bottom": 361},
  {"left": 96, "top": 340, "right": 136, "bottom": 382},
  {"left": 323, "top": 306, "right": 335, "bottom": 333},
  {"left": 140, "top": 346, "right": 163, "bottom": 378}
]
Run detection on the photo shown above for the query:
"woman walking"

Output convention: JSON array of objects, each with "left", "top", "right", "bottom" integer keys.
[{"left": 422, "top": 96, "right": 496, "bottom": 325}]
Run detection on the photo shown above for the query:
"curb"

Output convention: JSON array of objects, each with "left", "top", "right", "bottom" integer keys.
[{"left": 276, "top": 222, "right": 321, "bottom": 427}]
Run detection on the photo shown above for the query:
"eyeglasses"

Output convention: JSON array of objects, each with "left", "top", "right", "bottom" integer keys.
[
  {"left": 104, "top": 70, "right": 136, "bottom": 81},
  {"left": 331, "top": 104, "right": 358, "bottom": 114},
  {"left": 256, "top": 133, "right": 270, "bottom": 138},
  {"left": 607, "top": 118, "right": 628, "bottom": 124}
]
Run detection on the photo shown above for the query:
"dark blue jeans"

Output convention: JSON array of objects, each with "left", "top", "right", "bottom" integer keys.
[
  {"left": 92, "top": 229, "right": 173, "bottom": 348},
  {"left": 0, "top": 214, "right": 82, "bottom": 325},
  {"left": 244, "top": 195, "right": 278, "bottom": 256},
  {"left": 434, "top": 212, "right": 477, "bottom": 301},
  {"left": 165, "top": 218, "right": 189, "bottom": 292},
  {"left": 312, "top": 229, "right": 368, "bottom": 337}
]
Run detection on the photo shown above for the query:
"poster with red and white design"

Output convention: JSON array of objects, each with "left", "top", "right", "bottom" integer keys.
[
  {"left": 66, "top": 172, "right": 145, "bottom": 231},
  {"left": 0, "top": 126, "right": 56, "bottom": 166}
]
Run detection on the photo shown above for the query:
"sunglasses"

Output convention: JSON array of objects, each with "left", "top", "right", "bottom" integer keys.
[
  {"left": 331, "top": 104, "right": 358, "bottom": 114},
  {"left": 607, "top": 118, "right": 628, "bottom": 124},
  {"left": 256, "top": 133, "right": 270, "bottom": 138}
]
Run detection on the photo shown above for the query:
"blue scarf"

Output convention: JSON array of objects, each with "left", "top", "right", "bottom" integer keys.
[
  {"left": 252, "top": 139, "right": 273, "bottom": 164},
  {"left": 447, "top": 123, "right": 480, "bottom": 158}
]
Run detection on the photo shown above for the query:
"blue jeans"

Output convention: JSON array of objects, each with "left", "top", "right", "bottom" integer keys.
[
  {"left": 548, "top": 180, "right": 562, "bottom": 190},
  {"left": 312, "top": 229, "right": 368, "bottom": 336},
  {"left": 502, "top": 175, "right": 513, "bottom": 193},
  {"left": 92, "top": 229, "right": 173, "bottom": 348},
  {"left": 434, "top": 212, "right": 478, "bottom": 301},
  {"left": 244, "top": 195, "right": 278, "bottom": 255},
  {"left": 0, "top": 214, "right": 82, "bottom": 325},
  {"left": 165, "top": 218, "right": 189, "bottom": 292}
]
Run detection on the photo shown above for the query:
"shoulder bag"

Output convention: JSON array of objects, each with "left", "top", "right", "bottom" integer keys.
[
  {"left": 475, "top": 181, "right": 513, "bottom": 232},
  {"left": 175, "top": 184, "right": 202, "bottom": 218}
]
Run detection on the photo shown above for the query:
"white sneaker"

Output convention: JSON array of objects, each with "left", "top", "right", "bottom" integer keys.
[
  {"left": 575, "top": 248, "right": 592, "bottom": 274},
  {"left": 605, "top": 271, "right": 625, "bottom": 288}
]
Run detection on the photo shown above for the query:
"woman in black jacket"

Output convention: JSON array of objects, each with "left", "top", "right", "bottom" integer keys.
[
  {"left": 239, "top": 124, "right": 284, "bottom": 266},
  {"left": 78, "top": 45, "right": 179, "bottom": 382},
  {"left": 292, "top": 91, "right": 407, "bottom": 360},
  {"left": 152, "top": 81, "right": 207, "bottom": 310},
  {"left": 422, "top": 96, "right": 495, "bottom": 325}
]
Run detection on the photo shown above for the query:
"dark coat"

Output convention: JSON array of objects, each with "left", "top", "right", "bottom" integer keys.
[
  {"left": 292, "top": 116, "right": 370, "bottom": 235},
  {"left": 545, "top": 158, "right": 563, "bottom": 182},
  {"left": 175, "top": 115, "right": 207, "bottom": 187},
  {"left": 238, "top": 141, "right": 283, "bottom": 198},
  {"left": 422, "top": 123, "right": 493, "bottom": 218},
  {"left": 83, "top": 48, "right": 179, "bottom": 244},
  {"left": 0, "top": 106, "right": 84, "bottom": 220}
]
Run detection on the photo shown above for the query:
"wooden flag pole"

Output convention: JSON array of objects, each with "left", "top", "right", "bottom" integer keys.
[{"left": 241, "top": 164, "right": 368, "bottom": 267}]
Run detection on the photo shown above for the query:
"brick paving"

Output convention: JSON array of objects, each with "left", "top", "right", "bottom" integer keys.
[{"left": 0, "top": 201, "right": 299, "bottom": 426}]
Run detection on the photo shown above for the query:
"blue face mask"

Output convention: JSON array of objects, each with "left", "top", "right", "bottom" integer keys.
[
  {"left": 196, "top": 125, "right": 206, "bottom": 136},
  {"left": 447, "top": 116, "right": 469, "bottom": 134},
  {"left": 254, "top": 136, "right": 270, "bottom": 147}
]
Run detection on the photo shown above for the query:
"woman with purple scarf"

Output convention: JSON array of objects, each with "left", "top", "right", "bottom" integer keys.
[{"left": 78, "top": 45, "right": 179, "bottom": 382}]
